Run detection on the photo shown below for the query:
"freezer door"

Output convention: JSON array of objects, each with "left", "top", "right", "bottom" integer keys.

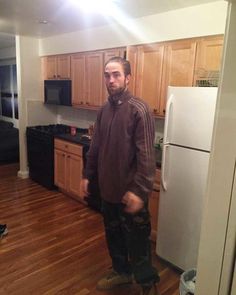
[
  {"left": 164, "top": 87, "right": 217, "bottom": 151},
  {"left": 156, "top": 144, "right": 210, "bottom": 271}
]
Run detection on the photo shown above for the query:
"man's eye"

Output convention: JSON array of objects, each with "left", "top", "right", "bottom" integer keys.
[{"left": 113, "top": 73, "right": 120, "bottom": 78}]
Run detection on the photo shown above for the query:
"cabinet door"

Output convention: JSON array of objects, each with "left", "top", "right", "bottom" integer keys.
[
  {"left": 54, "top": 149, "right": 67, "bottom": 189},
  {"left": 57, "top": 55, "right": 71, "bottom": 79},
  {"left": 126, "top": 45, "right": 138, "bottom": 96},
  {"left": 67, "top": 153, "right": 83, "bottom": 198},
  {"left": 194, "top": 35, "right": 223, "bottom": 85},
  {"left": 86, "top": 52, "right": 104, "bottom": 107},
  {"left": 103, "top": 48, "right": 126, "bottom": 103},
  {"left": 44, "top": 55, "right": 70, "bottom": 79},
  {"left": 46, "top": 56, "right": 57, "bottom": 79},
  {"left": 136, "top": 44, "right": 165, "bottom": 115},
  {"left": 160, "top": 39, "right": 197, "bottom": 116},
  {"left": 71, "top": 53, "right": 87, "bottom": 106}
]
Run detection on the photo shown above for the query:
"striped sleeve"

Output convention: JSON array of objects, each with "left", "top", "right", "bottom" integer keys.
[{"left": 127, "top": 98, "right": 156, "bottom": 201}]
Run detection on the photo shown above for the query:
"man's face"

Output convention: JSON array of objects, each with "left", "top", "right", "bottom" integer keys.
[{"left": 104, "top": 62, "right": 130, "bottom": 96}]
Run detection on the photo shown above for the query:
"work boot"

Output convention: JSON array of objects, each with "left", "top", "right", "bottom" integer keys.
[
  {"left": 97, "top": 270, "right": 133, "bottom": 290},
  {"left": 141, "top": 284, "right": 160, "bottom": 295},
  {"left": 0, "top": 224, "right": 8, "bottom": 238}
]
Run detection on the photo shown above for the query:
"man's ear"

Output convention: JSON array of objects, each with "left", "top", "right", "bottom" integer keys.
[{"left": 126, "top": 74, "right": 131, "bottom": 85}]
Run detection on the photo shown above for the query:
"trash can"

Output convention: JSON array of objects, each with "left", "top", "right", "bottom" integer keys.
[{"left": 179, "top": 268, "right": 197, "bottom": 295}]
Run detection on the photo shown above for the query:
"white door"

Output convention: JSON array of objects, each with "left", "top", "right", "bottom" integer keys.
[
  {"left": 156, "top": 144, "right": 210, "bottom": 270},
  {"left": 164, "top": 87, "right": 217, "bottom": 151}
]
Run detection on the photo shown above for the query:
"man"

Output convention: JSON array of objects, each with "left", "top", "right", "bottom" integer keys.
[{"left": 81, "top": 56, "right": 159, "bottom": 295}]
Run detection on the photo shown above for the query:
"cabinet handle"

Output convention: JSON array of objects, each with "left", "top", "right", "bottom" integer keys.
[
  {"left": 153, "top": 109, "right": 157, "bottom": 113},
  {"left": 163, "top": 109, "right": 166, "bottom": 115},
  {"left": 53, "top": 74, "right": 56, "bottom": 78},
  {"left": 62, "top": 153, "right": 65, "bottom": 157},
  {"left": 67, "top": 155, "right": 70, "bottom": 158},
  {"left": 80, "top": 101, "right": 83, "bottom": 104},
  {"left": 57, "top": 74, "right": 60, "bottom": 78},
  {"left": 65, "top": 145, "right": 68, "bottom": 148}
]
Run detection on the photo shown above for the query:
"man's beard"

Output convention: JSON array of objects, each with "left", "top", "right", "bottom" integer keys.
[{"left": 107, "top": 84, "right": 126, "bottom": 96}]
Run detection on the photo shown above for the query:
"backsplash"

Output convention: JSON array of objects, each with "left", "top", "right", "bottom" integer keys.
[
  {"left": 27, "top": 101, "right": 164, "bottom": 139},
  {"left": 56, "top": 105, "right": 97, "bottom": 128}
]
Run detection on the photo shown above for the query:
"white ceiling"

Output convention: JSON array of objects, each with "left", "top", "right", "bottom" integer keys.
[{"left": 0, "top": 0, "right": 224, "bottom": 49}]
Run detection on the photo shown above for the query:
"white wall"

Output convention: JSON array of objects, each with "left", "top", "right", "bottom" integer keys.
[
  {"left": 0, "top": 46, "right": 16, "bottom": 59},
  {"left": 196, "top": 1, "right": 236, "bottom": 294},
  {"left": 16, "top": 36, "right": 56, "bottom": 178},
  {"left": 39, "top": 1, "right": 228, "bottom": 56}
]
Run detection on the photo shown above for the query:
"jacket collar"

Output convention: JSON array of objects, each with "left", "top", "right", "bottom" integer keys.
[{"left": 108, "top": 90, "right": 132, "bottom": 106}]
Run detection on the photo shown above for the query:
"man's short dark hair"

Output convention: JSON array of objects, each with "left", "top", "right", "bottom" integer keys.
[{"left": 105, "top": 56, "right": 131, "bottom": 77}]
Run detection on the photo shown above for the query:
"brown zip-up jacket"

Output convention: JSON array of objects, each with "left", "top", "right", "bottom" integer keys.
[{"left": 84, "top": 90, "right": 156, "bottom": 204}]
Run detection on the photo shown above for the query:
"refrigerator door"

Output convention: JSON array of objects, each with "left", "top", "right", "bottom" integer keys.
[
  {"left": 156, "top": 144, "right": 210, "bottom": 271},
  {"left": 164, "top": 87, "right": 217, "bottom": 151}
]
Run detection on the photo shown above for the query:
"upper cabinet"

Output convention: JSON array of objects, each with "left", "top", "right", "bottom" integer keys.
[
  {"left": 159, "top": 39, "right": 197, "bottom": 116},
  {"left": 42, "top": 55, "right": 71, "bottom": 80},
  {"left": 127, "top": 35, "right": 223, "bottom": 117},
  {"left": 126, "top": 46, "right": 138, "bottom": 95},
  {"left": 71, "top": 53, "right": 86, "bottom": 106},
  {"left": 103, "top": 48, "right": 126, "bottom": 103},
  {"left": 135, "top": 43, "right": 165, "bottom": 115},
  {"left": 71, "top": 48, "right": 125, "bottom": 108},
  {"left": 86, "top": 51, "right": 104, "bottom": 107},
  {"left": 41, "top": 35, "right": 223, "bottom": 114},
  {"left": 194, "top": 35, "right": 224, "bottom": 86}
]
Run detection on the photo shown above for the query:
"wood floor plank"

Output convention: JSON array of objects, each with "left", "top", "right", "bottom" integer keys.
[{"left": 0, "top": 163, "right": 181, "bottom": 294}]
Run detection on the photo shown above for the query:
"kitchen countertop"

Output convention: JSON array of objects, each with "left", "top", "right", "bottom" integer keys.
[{"left": 55, "top": 133, "right": 91, "bottom": 147}]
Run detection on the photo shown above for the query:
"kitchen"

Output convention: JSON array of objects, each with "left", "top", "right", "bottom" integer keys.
[{"left": 0, "top": 1, "right": 235, "bottom": 294}]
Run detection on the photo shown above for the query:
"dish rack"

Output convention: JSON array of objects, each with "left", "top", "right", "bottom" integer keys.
[{"left": 195, "top": 68, "right": 219, "bottom": 87}]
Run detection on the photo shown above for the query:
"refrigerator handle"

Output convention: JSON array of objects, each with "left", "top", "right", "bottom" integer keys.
[
  {"left": 163, "top": 94, "right": 174, "bottom": 144},
  {"left": 161, "top": 144, "right": 169, "bottom": 191}
]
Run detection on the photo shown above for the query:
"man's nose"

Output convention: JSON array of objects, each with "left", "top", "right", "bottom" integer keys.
[{"left": 109, "top": 75, "right": 116, "bottom": 83}]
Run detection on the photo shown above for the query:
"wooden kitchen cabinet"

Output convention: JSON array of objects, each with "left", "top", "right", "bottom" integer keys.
[
  {"left": 194, "top": 35, "right": 223, "bottom": 86},
  {"left": 42, "top": 55, "right": 71, "bottom": 80},
  {"left": 54, "top": 139, "right": 83, "bottom": 201},
  {"left": 135, "top": 43, "right": 165, "bottom": 115},
  {"left": 86, "top": 51, "right": 104, "bottom": 107},
  {"left": 128, "top": 39, "right": 196, "bottom": 117},
  {"left": 159, "top": 39, "right": 197, "bottom": 116},
  {"left": 126, "top": 45, "right": 138, "bottom": 95},
  {"left": 71, "top": 51, "right": 105, "bottom": 108},
  {"left": 149, "top": 169, "right": 161, "bottom": 242},
  {"left": 103, "top": 48, "right": 126, "bottom": 103},
  {"left": 127, "top": 36, "right": 223, "bottom": 117},
  {"left": 71, "top": 53, "right": 87, "bottom": 106},
  {"left": 71, "top": 47, "right": 125, "bottom": 108}
]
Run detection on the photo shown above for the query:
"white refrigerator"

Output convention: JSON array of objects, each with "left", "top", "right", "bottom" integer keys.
[{"left": 156, "top": 86, "right": 218, "bottom": 271}]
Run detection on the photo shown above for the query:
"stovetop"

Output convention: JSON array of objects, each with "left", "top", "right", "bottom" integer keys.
[{"left": 28, "top": 124, "right": 70, "bottom": 135}]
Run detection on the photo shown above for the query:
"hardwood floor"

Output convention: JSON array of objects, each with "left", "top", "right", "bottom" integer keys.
[{"left": 0, "top": 164, "right": 180, "bottom": 295}]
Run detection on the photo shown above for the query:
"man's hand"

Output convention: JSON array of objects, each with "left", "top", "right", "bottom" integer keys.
[
  {"left": 80, "top": 178, "right": 89, "bottom": 199},
  {"left": 122, "top": 191, "right": 144, "bottom": 214}
]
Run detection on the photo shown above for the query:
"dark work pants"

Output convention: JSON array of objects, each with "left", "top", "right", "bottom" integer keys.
[{"left": 101, "top": 200, "right": 159, "bottom": 286}]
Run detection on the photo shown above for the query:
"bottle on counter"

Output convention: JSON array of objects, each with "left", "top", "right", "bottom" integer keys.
[{"left": 70, "top": 126, "right": 76, "bottom": 136}]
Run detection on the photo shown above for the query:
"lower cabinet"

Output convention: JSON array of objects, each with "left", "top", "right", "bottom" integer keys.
[
  {"left": 149, "top": 169, "right": 161, "bottom": 242},
  {"left": 54, "top": 138, "right": 84, "bottom": 201}
]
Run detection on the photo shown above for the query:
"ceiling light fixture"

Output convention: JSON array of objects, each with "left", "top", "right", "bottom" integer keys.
[{"left": 38, "top": 20, "right": 49, "bottom": 24}]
